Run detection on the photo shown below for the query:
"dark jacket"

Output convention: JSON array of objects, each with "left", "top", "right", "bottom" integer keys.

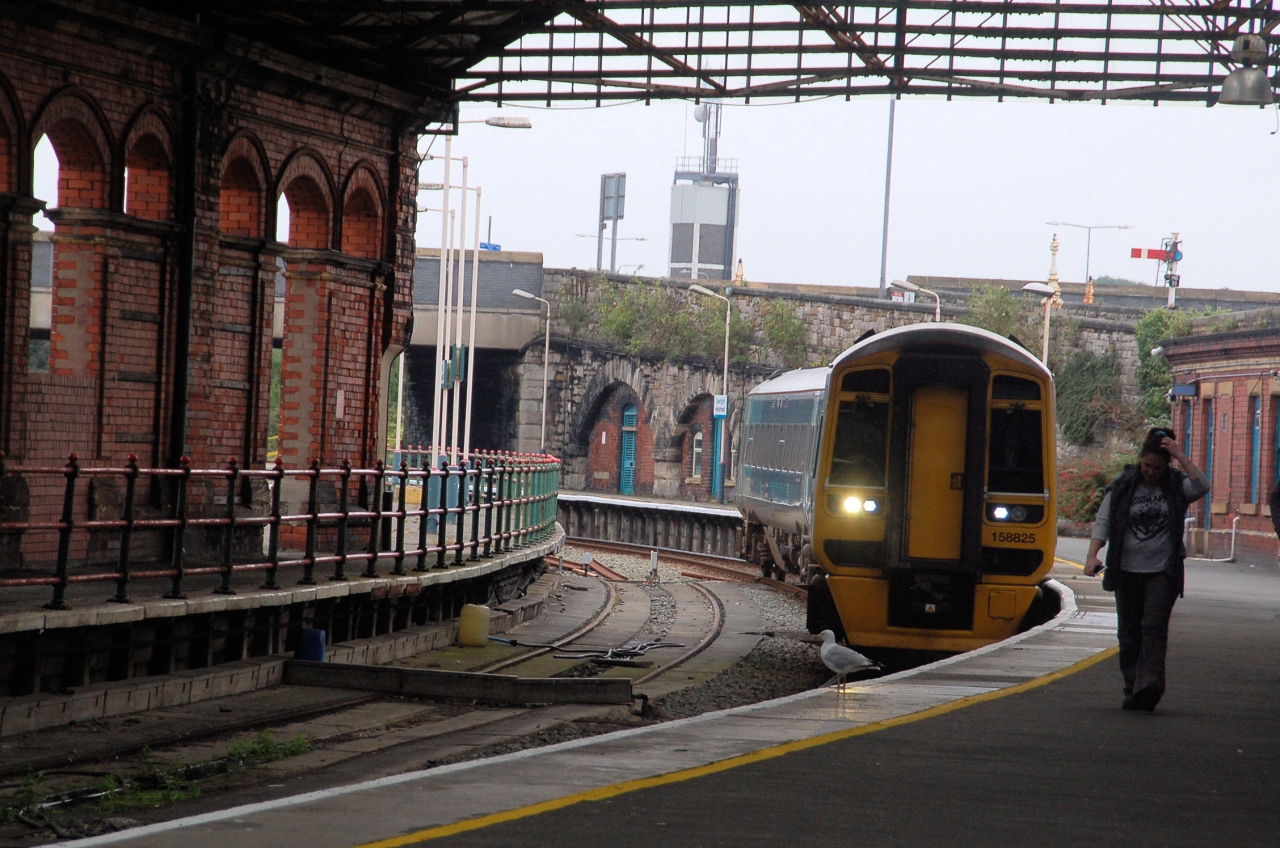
[{"left": 1101, "top": 464, "right": 1190, "bottom": 596}]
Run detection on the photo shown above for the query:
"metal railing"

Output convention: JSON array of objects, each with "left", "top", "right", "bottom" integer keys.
[{"left": 0, "top": 449, "right": 560, "bottom": 610}]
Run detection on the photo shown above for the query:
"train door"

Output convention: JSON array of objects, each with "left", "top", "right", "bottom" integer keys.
[
  {"left": 620, "top": 404, "right": 638, "bottom": 495},
  {"left": 905, "top": 386, "right": 968, "bottom": 560}
]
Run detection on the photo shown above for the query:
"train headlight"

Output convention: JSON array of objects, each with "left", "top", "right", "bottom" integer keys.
[
  {"left": 989, "top": 504, "right": 1033, "bottom": 522},
  {"left": 864, "top": 499, "right": 878, "bottom": 513},
  {"left": 843, "top": 496, "right": 863, "bottom": 513}
]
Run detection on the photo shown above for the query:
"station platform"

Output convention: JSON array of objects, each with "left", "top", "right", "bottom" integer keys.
[{"left": 57, "top": 537, "right": 1280, "bottom": 848}]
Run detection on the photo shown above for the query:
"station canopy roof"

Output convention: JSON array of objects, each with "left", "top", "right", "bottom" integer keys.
[{"left": 113, "top": 2, "right": 1280, "bottom": 109}]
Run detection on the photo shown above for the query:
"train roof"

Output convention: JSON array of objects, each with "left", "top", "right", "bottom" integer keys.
[
  {"left": 830, "top": 323, "right": 1052, "bottom": 379},
  {"left": 747, "top": 366, "right": 831, "bottom": 396}
]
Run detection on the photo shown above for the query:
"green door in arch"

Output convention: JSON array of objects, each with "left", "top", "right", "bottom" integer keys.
[{"left": 620, "top": 404, "right": 638, "bottom": 495}]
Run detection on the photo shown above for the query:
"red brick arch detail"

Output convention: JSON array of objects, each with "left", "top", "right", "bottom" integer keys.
[
  {"left": 30, "top": 88, "right": 114, "bottom": 210},
  {"left": 0, "top": 71, "right": 24, "bottom": 195},
  {"left": 219, "top": 132, "right": 270, "bottom": 238},
  {"left": 339, "top": 163, "right": 385, "bottom": 260},
  {"left": 276, "top": 150, "right": 335, "bottom": 250},
  {"left": 121, "top": 106, "right": 174, "bottom": 219}
]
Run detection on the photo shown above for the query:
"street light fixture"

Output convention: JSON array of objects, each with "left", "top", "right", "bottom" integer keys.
[
  {"left": 512, "top": 288, "right": 552, "bottom": 453},
  {"left": 1044, "top": 221, "right": 1131, "bottom": 283},
  {"left": 688, "top": 283, "right": 732, "bottom": 502},
  {"left": 890, "top": 279, "right": 941, "bottom": 322},
  {"left": 1022, "top": 282, "right": 1057, "bottom": 365},
  {"left": 418, "top": 116, "right": 532, "bottom": 465}
]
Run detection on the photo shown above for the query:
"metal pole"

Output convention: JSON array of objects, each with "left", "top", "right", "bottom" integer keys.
[
  {"left": 720, "top": 297, "right": 729, "bottom": 503},
  {"left": 609, "top": 216, "right": 619, "bottom": 273},
  {"left": 541, "top": 305, "right": 550, "bottom": 452},
  {"left": 395, "top": 351, "right": 405, "bottom": 453},
  {"left": 877, "top": 98, "right": 896, "bottom": 300},
  {"left": 437, "top": 209, "right": 456, "bottom": 462},
  {"left": 1041, "top": 299, "right": 1051, "bottom": 364},
  {"left": 596, "top": 179, "right": 606, "bottom": 271},
  {"left": 430, "top": 135, "right": 452, "bottom": 466},
  {"left": 1085, "top": 228, "right": 1092, "bottom": 283},
  {"left": 451, "top": 160, "right": 469, "bottom": 465},
  {"left": 463, "top": 186, "right": 482, "bottom": 460}
]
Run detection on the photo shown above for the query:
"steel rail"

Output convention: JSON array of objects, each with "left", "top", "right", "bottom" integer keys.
[
  {"left": 633, "top": 580, "right": 725, "bottom": 685},
  {"left": 476, "top": 577, "right": 622, "bottom": 674}
]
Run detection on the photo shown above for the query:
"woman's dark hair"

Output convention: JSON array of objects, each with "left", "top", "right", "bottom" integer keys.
[{"left": 1141, "top": 427, "right": 1173, "bottom": 461}]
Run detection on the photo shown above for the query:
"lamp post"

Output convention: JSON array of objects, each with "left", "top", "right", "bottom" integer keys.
[
  {"left": 1045, "top": 221, "right": 1130, "bottom": 283},
  {"left": 890, "top": 279, "right": 941, "bottom": 322},
  {"left": 418, "top": 115, "right": 530, "bottom": 464},
  {"left": 512, "top": 289, "right": 551, "bottom": 453},
  {"left": 1022, "top": 282, "right": 1057, "bottom": 365},
  {"left": 689, "top": 283, "right": 731, "bottom": 502}
]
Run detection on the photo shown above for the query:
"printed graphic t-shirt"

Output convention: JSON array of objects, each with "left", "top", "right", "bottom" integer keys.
[{"left": 1092, "top": 469, "right": 1210, "bottom": 573}]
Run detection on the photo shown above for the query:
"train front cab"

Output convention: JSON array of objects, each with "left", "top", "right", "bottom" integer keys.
[{"left": 811, "top": 338, "right": 1056, "bottom": 653}]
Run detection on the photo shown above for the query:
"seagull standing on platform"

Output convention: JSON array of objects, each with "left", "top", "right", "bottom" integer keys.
[{"left": 818, "top": 629, "right": 880, "bottom": 686}]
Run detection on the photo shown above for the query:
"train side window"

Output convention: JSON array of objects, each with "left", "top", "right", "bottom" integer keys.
[
  {"left": 841, "top": 368, "right": 891, "bottom": 395},
  {"left": 988, "top": 408, "right": 1044, "bottom": 493},
  {"left": 828, "top": 399, "right": 889, "bottom": 487},
  {"left": 992, "top": 375, "right": 1041, "bottom": 400}
]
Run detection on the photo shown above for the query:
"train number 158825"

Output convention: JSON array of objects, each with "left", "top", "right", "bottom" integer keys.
[{"left": 992, "top": 530, "right": 1036, "bottom": 545}]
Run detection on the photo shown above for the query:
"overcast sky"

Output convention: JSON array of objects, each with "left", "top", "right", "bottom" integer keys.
[
  {"left": 424, "top": 96, "right": 1280, "bottom": 294},
  {"left": 30, "top": 95, "right": 1280, "bottom": 294}
]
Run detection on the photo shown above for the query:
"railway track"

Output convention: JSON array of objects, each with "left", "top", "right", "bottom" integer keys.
[{"left": 565, "top": 536, "right": 807, "bottom": 599}]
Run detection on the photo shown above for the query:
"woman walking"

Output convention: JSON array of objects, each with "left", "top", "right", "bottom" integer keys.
[{"left": 1084, "top": 428, "right": 1209, "bottom": 712}]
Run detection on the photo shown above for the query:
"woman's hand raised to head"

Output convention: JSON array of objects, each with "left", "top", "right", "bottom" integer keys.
[{"left": 1162, "top": 436, "right": 1187, "bottom": 466}]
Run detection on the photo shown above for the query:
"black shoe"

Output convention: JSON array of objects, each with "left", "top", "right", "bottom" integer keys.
[
  {"left": 1134, "top": 687, "right": 1161, "bottom": 712},
  {"left": 1122, "top": 694, "right": 1141, "bottom": 710}
]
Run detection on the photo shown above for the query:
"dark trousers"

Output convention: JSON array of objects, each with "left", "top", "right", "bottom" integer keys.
[{"left": 1114, "top": 569, "right": 1179, "bottom": 699}]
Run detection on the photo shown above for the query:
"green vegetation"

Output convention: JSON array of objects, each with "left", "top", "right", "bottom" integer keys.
[
  {"left": 959, "top": 284, "right": 1037, "bottom": 341},
  {"left": 1092, "top": 275, "right": 1145, "bottom": 287},
  {"left": 1133, "top": 307, "right": 1233, "bottom": 426},
  {"left": 1, "top": 732, "right": 312, "bottom": 825},
  {"left": 267, "top": 347, "right": 282, "bottom": 459},
  {"left": 1134, "top": 309, "right": 1192, "bottom": 425},
  {"left": 757, "top": 300, "right": 809, "bottom": 368},
  {"left": 1058, "top": 453, "right": 1132, "bottom": 523},
  {"left": 1056, "top": 347, "right": 1129, "bottom": 446},
  {"left": 563, "top": 277, "right": 806, "bottom": 367}
]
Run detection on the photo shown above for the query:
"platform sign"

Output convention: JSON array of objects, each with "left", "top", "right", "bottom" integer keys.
[
  {"left": 480, "top": 242, "right": 501, "bottom": 251},
  {"left": 713, "top": 394, "right": 728, "bottom": 418}
]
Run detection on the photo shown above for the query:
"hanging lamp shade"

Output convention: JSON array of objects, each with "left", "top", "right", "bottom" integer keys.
[{"left": 1220, "top": 67, "right": 1275, "bottom": 106}]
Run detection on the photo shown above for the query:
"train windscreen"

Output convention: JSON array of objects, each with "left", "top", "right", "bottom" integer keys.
[
  {"left": 828, "top": 399, "right": 888, "bottom": 487},
  {"left": 988, "top": 407, "right": 1044, "bottom": 492}
]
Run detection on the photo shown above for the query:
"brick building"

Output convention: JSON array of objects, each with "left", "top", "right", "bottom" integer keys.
[
  {"left": 1163, "top": 323, "right": 1280, "bottom": 561},
  {"left": 0, "top": 4, "right": 458, "bottom": 562}
]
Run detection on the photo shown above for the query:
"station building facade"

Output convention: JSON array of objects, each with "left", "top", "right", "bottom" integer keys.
[
  {"left": 0, "top": 8, "right": 427, "bottom": 564},
  {"left": 1163, "top": 320, "right": 1280, "bottom": 561}
]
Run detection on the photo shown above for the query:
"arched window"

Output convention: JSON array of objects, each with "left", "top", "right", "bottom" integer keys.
[
  {"left": 341, "top": 187, "right": 380, "bottom": 258},
  {"left": 220, "top": 158, "right": 263, "bottom": 237},
  {"left": 691, "top": 431, "right": 704, "bottom": 479},
  {"left": 282, "top": 175, "right": 330, "bottom": 249},
  {"left": 124, "top": 135, "right": 171, "bottom": 220}
]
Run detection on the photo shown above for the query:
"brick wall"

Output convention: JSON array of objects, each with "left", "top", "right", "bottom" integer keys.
[
  {"left": 1166, "top": 329, "right": 1280, "bottom": 560},
  {"left": 0, "top": 12, "right": 420, "bottom": 565},
  {"left": 584, "top": 388, "right": 654, "bottom": 495},
  {"left": 679, "top": 400, "right": 715, "bottom": 500}
]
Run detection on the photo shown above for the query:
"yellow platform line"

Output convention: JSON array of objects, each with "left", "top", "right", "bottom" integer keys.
[
  {"left": 1056, "top": 556, "right": 1085, "bottom": 570},
  {"left": 352, "top": 645, "right": 1119, "bottom": 848}
]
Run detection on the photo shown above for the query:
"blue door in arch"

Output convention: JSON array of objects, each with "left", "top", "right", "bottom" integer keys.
[{"left": 620, "top": 404, "right": 638, "bottom": 495}]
